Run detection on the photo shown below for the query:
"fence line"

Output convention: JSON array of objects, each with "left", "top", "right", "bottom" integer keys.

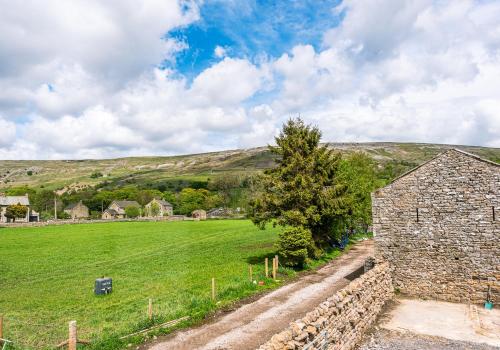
[{"left": 1, "top": 255, "right": 283, "bottom": 349}]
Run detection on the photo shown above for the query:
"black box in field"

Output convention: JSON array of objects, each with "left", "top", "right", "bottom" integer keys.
[{"left": 95, "top": 277, "right": 112, "bottom": 295}]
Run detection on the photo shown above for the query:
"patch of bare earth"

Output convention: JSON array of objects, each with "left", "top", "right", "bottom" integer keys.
[
  {"left": 358, "top": 298, "right": 500, "bottom": 350},
  {"left": 146, "top": 240, "right": 374, "bottom": 350},
  {"left": 358, "top": 329, "right": 499, "bottom": 350}
]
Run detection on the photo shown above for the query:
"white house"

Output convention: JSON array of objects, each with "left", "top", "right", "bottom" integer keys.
[{"left": 0, "top": 194, "right": 39, "bottom": 223}]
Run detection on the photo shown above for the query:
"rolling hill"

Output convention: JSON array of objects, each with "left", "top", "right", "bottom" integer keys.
[{"left": 0, "top": 142, "right": 499, "bottom": 191}]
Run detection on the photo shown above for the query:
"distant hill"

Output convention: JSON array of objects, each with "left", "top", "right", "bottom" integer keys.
[{"left": 0, "top": 142, "right": 499, "bottom": 191}]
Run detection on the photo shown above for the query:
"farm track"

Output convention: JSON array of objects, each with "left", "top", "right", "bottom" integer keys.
[{"left": 147, "top": 239, "right": 374, "bottom": 350}]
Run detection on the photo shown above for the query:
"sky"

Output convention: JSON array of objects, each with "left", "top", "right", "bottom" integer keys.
[{"left": 0, "top": 0, "right": 499, "bottom": 160}]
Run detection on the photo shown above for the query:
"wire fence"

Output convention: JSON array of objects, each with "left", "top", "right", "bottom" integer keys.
[{"left": 0, "top": 256, "right": 286, "bottom": 349}]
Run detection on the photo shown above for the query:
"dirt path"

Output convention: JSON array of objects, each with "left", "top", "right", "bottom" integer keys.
[{"left": 148, "top": 239, "right": 374, "bottom": 350}]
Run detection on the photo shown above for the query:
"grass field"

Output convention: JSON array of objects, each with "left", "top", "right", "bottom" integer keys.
[{"left": 0, "top": 220, "right": 287, "bottom": 349}]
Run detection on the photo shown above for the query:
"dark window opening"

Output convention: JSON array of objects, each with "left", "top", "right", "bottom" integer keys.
[
  {"left": 493, "top": 206, "right": 496, "bottom": 221},
  {"left": 416, "top": 208, "right": 420, "bottom": 222}
]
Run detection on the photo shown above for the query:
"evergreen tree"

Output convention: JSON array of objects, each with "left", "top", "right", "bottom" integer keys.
[{"left": 249, "top": 118, "right": 349, "bottom": 254}]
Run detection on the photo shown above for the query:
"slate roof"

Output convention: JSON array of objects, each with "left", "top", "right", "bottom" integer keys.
[
  {"left": 113, "top": 200, "right": 140, "bottom": 209},
  {"left": 0, "top": 195, "right": 30, "bottom": 206},
  {"left": 104, "top": 208, "right": 118, "bottom": 215},
  {"left": 65, "top": 201, "right": 86, "bottom": 210},
  {"left": 150, "top": 199, "right": 172, "bottom": 207}
]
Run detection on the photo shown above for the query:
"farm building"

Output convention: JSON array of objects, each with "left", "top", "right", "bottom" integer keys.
[
  {"left": 0, "top": 194, "right": 39, "bottom": 223},
  {"left": 372, "top": 149, "right": 499, "bottom": 304},
  {"left": 207, "top": 207, "right": 233, "bottom": 218},
  {"left": 144, "top": 198, "right": 173, "bottom": 217},
  {"left": 64, "top": 201, "right": 89, "bottom": 219},
  {"left": 192, "top": 209, "right": 207, "bottom": 220},
  {"left": 102, "top": 200, "right": 140, "bottom": 219}
]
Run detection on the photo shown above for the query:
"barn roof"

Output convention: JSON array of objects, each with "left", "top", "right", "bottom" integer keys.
[
  {"left": 113, "top": 200, "right": 140, "bottom": 209},
  {"left": 149, "top": 199, "right": 172, "bottom": 207},
  {"left": 65, "top": 201, "right": 86, "bottom": 210},
  {"left": 378, "top": 148, "right": 499, "bottom": 190},
  {"left": 0, "top": 195, "right": 30, "bottom": 206}
]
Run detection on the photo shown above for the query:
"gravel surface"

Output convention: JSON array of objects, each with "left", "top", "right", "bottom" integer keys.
[
  {"left": 146, "top": 240, "right": 374, "bottom": 350},
  {"left": 358, "top": 329, "right": 500, "bottom": 350}
]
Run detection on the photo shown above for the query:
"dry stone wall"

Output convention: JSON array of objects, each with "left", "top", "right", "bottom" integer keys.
[
  {"left": 373, "top": 149, "right": 499, "bottom": 304},
  {"left": 257, "top": 262, "right": 393, "bottom": 350}
]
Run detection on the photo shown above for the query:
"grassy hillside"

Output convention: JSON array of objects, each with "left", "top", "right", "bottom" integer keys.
[
  {"left": 1, "top": 143, "right": 499, "bottom": 192},
  {"left": 0, "top": 220, "right": 282, "bottom": 349}
]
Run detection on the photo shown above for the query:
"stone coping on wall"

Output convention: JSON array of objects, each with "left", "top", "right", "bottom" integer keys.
[
  {"left": 0, "top": 216, "right": 190, "bottom": 228},
  {"left": 257, "top": 261, "right": 393, "bottom": 350}
]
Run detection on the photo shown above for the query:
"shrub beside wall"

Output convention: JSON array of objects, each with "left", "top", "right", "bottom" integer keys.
[{"left": 257, "top": 262, "right": 393, "bottom": 350}]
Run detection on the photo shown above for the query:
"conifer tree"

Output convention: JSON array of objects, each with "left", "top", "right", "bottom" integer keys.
[{"left": 249, "top": 118, "right": 349, "bottom": 256}]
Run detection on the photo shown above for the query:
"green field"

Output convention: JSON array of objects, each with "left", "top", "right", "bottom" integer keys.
[{"left": 0, "top": 220, "right": 284, "bottom": 349}]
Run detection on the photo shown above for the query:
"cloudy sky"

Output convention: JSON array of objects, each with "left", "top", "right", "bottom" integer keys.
[{"left": 0, "top": 0, "right": 499, "bottom": 159}]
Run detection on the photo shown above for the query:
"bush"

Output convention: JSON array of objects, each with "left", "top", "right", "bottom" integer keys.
[
  {"left": 125, "top": 205, "right": 140, "bottom": 218},
  {"left": 276, "top": 226, "right": 315, "bottom": 267},
  {"left": 90, "top": 172, "right": 103, "bottom": 179}
]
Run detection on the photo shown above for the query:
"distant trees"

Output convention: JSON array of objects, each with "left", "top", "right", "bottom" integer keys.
[
  {"left": 208, "top": 173, "right": 242, "bottom": 207},
  {"left": 149, "top": 202, "right": 161, "bottom": 217},
  {"left": 338, "top": 152, "right": 382, "bottom": 233},
  {"left": 5, "top": 203, "right": 28, "bottom": 222},
  {"left": 176, "top": 188, "right": 223, "bottom": 215},
  {"left": 124, "top": 206, "right": 140, "bottom": 218},
  {"left": 90, "top": 172, "right": 103, "bottom": 179}
]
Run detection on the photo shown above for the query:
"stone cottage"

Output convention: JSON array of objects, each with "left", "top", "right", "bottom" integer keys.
[
  {"left": 144, "top": 198, "right": 173, "bottom": 217},
  {"left": 372, "top": 149, "right": 499, "bottom": 304},
  {"left": 64, "top": 201, "right": 89, "bottom": 219},
  {"left": 192, "top": 209, "right": 207, "bottom": 220},
  {"left": 102, "top": 200, "right": 140, "bottom": 219},
  {"left": 0, "top": 194, "right": 39, "bottom": 223}
]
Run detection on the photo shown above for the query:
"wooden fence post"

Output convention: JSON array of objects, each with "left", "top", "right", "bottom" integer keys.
[
  {"left": 275, "top": 255, "right": 279, "bottom": 270},
  {"left": 265, "top": 257, "right": 269, "bottom": 278},
  {"left": 68, "top": 321, "right": 77, "bottom": 350},
  {"left": 249, "top": 265, "right": 253, "bottom": 282},
  {"left": 148, "top": 298, "right": 153, "bottom": 321},
  {"left": 272, "top": 257, "right": 277, "bottom": 280},
  {"left": 211, "top": 277, "right": 216, "bottom": 300}
]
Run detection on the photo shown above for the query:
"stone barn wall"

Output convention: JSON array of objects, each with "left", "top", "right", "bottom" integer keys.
[
  {"left": 257, "top": 262, "right": 393, "bottom": 350},
  {"left": 373, "top": 149, "right": 499, "bottom": 304}
]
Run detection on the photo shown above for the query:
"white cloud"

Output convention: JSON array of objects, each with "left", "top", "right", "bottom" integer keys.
[
  {"left": 0, "top": 116, "right": 16, "bottom": 147},
  {"left": 270, "top": 0, "right": 500, "bottom": 147},
  {"left": 214, "top": 45, "right": 227, "bottom": 58},
  {"left": 0, "top": 0, "right": 499, "bottom": 159}
]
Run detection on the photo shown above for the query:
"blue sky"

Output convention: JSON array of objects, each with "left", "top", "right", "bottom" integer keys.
[
  {"left": 0, "top": 0, "right": 499, "bottom": 159},
  {"left": 168, "top": 0, "right": 343, "bottom": 78}
]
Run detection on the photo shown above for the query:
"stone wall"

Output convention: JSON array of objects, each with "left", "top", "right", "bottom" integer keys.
[
  {"left": 373, "top": 149, "right": 499, "bottom": 304},
  {"left": 257, "top": 262, "right": 393, "bottom": 350},
  {"left": 0, "top": 215, "right": 190, "bottom": 228}
]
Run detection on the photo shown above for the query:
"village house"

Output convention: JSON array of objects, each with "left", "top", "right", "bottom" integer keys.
[
  {"left": 207, "top": 207, "right": 233, "bottom": 219},
  {"left": 192, "top": 209, "right": 207, "bottom": 220},
  {"left": 144, "top": 198, "right": 173, "bottom": 217},
  {"left": 64, "top": 201, "right": 89, "bottom": 219},
  {"left": 102, "top": 200, "right": 140, "bottom": 219},
  {"left": 372, "top": 149, "right": 499, "bottom": 304},
  {"left": 0, "top": 193, "right": 39, "bottom": 223}
]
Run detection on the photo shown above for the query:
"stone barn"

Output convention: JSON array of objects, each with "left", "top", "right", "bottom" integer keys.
[
  {"left": 372, "top": 149, "right": 499, "bottom": 304},
  {"left": 102, "top": 200, "right": 140, "bottom": 219},
  {"left": 64, "top": 201, "right": 89, "bottom": 219},
  {"left": 144, "top": 198, "right": 173, "bottom": 217},
  {"left": 192, "top": 209, "right": 207, "bottom": 220}
]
